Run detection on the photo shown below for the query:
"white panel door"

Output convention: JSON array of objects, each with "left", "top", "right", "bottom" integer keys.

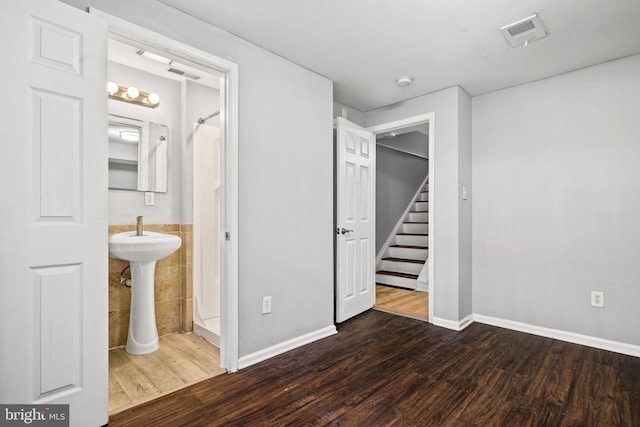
[
  {"left": 0, "top": 1, "right": 108, "bottom": 426},
  {"left": 336, "top": 118, "right": 376, "bottom": 323}
]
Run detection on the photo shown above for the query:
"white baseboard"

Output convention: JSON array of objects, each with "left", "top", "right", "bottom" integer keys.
[
  {"left": 416, "top": 261, "right": 429, "bottom": 292},
  {"left": 474, "top": 314, "right": 640, "bottom": 358},
  {"left": 416, "top": 280, "right": 428, "bottom": 292},
  {"left": 432, "top": 314, "right": 473, "bottom": 331},
  {"left": 238, "top": 325, "right": 338, "bottom": 369}
]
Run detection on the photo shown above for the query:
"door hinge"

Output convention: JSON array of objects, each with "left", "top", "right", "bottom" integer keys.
[{"left": 225, "top": 232, "right": 230, "bottom": 241}]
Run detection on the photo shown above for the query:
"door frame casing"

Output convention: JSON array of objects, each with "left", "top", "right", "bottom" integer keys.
[
  {"left": 91, "top": 9, "right": 240, "bottom": 371},
  {"left": 367, "top": 113, "right": 435, "bottom": 323}
]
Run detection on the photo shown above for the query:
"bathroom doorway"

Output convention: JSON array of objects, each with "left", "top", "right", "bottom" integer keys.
[{"left": 98, "top": 8, "right": 239, "bottom": 415}]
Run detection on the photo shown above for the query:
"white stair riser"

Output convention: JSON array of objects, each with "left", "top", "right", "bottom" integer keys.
[
  {"left": 414, "top": 201, "right": 429, "bottom": 211},
  {"left": 376, "top": 274, "right": 417, "bottom": 290},
  {"left": 379, "top": 260, "right": 424, "bottom": 275},
  {"left": 402, "top": 223, "right": 429, "bottom": 234},
  {"left": 417, "top": 192, "right": 429, "bottom": 202},
  {"left": 408, "top": 212, "right": 428, "bottom": 222},
  {"left": 395, "top": 234, "right": 428, "bottom": 246},
  {"left": 389, "top": 246, "right": 428, "bottom": 260}
]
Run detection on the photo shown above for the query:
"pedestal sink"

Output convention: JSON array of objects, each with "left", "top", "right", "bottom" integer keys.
[{"left": 108, "top": 231, "right": 182, "bottom": 354}]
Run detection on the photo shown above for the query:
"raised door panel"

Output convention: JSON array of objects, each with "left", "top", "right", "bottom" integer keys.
[
  {"left": 31, "top": 89, "right": 82, "bottom": 221},
  {"left": 32, "top": 265, "right": 82, "bottom": 397},
  {"left": 336, "top": 118, "right": 376, "bottom": 322}
]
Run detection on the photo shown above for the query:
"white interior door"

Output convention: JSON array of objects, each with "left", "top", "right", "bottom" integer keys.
[
  {"left": 0, "top": 1, "right": 108, "bottom": 426},
  {"left": 336, "top": 117, "right": 376, "bottom": 323}
]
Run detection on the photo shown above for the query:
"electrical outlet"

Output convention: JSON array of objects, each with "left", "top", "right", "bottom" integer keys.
[
  {"left": 591, "top": 291, "right": 604, "bottom": 308},
  {"left": 262, "top": 296, "right": 272, "bottom": 314}
]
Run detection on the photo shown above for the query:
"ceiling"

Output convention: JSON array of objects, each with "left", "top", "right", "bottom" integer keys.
[{"left": 158, "top": 0, "right": 640, "bottom": 112}]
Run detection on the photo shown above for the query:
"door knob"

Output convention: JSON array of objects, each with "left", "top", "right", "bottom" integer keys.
[{"left": 341, "top": 228, "right": 354, "bottom": 234}]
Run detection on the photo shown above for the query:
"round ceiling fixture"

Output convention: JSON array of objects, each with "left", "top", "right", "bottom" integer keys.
[{"left": 396, "top": 76, "right": 413, "bottom": 87}]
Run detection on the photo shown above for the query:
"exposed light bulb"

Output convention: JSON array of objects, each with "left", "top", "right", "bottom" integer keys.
[
  {"left": 107, "top": 81, "right": 118, "bottom": 95},
  {"left": 126, "top": 86, "right": 140, "bottom": 99},
  {"left": 148, "top": 92, "right": 160, "bottom": 105}
]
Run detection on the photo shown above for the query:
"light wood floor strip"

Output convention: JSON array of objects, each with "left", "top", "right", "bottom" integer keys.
[
  {"left": 163, "top": 333, "right": 223, "bottom": 376},
  {"left": 108, "top": 332, "right": 225, "bottom": 416},
  {"left": 123, "top": 348, "right": 185, "bottom": 392},
  {"left": 373, "top": 284, "right": 428, "bottom": 321}
]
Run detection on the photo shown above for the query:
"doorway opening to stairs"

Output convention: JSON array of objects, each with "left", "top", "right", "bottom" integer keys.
[
  {"left": 374, "top": 178, "right": 429, "bottom": 321},
  {"left": 334, "top": 113, "right": 434, "bottom": 325},
  {"left": 369, "top": 114, "right": 434, "bottom": 323}
]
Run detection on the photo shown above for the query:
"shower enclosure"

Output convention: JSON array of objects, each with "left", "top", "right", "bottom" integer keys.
[{"left": 192, "top": 119, "right": 223, "bottom": 347}]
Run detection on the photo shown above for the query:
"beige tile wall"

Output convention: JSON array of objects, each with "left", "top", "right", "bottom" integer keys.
[
  {"left": 108, "top": 224, "right": 192, "bottom": 349},
  {"left": 180, "top": 224, "right": 193, "bottom": 333}
]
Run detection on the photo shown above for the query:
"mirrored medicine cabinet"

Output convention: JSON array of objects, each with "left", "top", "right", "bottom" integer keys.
[{"left": 108, "top": 114, "right": 168, "bottom": 193}]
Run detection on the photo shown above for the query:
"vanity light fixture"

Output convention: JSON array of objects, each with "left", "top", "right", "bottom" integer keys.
[{"left": 107, "top": 81, "right": 160, "bottom": 109}]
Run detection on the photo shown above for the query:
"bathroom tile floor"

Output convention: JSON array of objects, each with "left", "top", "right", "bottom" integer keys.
[
  {"left": 373, "top": 284, "right": 429, "bottom": 321},
  {"left": 109, "top": 332, "right": 225, "bottom": 415}
]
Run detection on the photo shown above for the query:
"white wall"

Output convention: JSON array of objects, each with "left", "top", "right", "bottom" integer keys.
[
  {"left": 458, "top": 90, "right": 473, "bottom": 318},
  {"left": 333, "top": 102, "right": 365, "bottom": 126},
  {"left": 237, "top": 45, "right": 333, "bottom": 355},
  {"left": 366, "top": 86, "right": 473, "bottom": 323},
  {"left": 378, "top": 131, "right": 428, "bottom": 159},
  {"left": 108, "top": 62, "right": 182, "bottom": 224},
  {"left": 62, "top": 0, "right": 335, "bottom": 359},
  {"left": 183, "top": 80, "right": 220, "bottom": 223},
  {"left": 472, "top": 54, "right": 640, "bottom": 346}
]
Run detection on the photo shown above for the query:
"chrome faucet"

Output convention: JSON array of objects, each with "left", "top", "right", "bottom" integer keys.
[{"left": 136, "top": 216, "right": 144, "bottom": 236}]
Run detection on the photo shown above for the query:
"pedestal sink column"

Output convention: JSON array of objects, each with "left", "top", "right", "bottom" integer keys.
[
  {"left": 108, "top": 230, "right": 181, "bottom": 355},
  {"left": 127, "top": 261, "right": 159, "bottom": 354}
]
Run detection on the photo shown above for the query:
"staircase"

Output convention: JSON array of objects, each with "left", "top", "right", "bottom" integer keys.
[{"left": 376, "top": 179, "right": 429, "bottom": 291}]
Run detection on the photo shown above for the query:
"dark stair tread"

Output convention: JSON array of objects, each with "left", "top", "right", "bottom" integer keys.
[
  {"left": 376, "top": 270, "right": 419, "bottom": 279},
  {"left": 410, "top": 210, "right": 429, "bottom": 213},
  {"left": 397, "top": 233, "right": 428, "bottom": 236},
  {"left": 390, "top": 245, "right": 428, "bottom": 249},
  {"left": 403, "top": 221, "right": 428, "bottom": 224},
  {"left": 382, "top": 257, "right": 425, "bottom": 264}
]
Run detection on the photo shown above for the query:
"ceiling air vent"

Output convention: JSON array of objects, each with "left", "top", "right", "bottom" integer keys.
[
  {"left": 501, "top": 13, "right": 549, "bottom": 47},
  {"left": 166, "top": 66, "right": 201, "bottom": 80}
]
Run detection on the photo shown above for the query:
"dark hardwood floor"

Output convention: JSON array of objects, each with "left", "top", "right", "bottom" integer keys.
[{"left": 108, "top": 310, "right": 640, "bottom": 426}]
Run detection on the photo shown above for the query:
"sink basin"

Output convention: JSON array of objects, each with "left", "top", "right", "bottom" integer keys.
[
  {"left": 108, "top": 231, "right": 181, "bottom": 262},
  {"left": 108, "top": 231, "right": 182, "bottom": 354}
]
